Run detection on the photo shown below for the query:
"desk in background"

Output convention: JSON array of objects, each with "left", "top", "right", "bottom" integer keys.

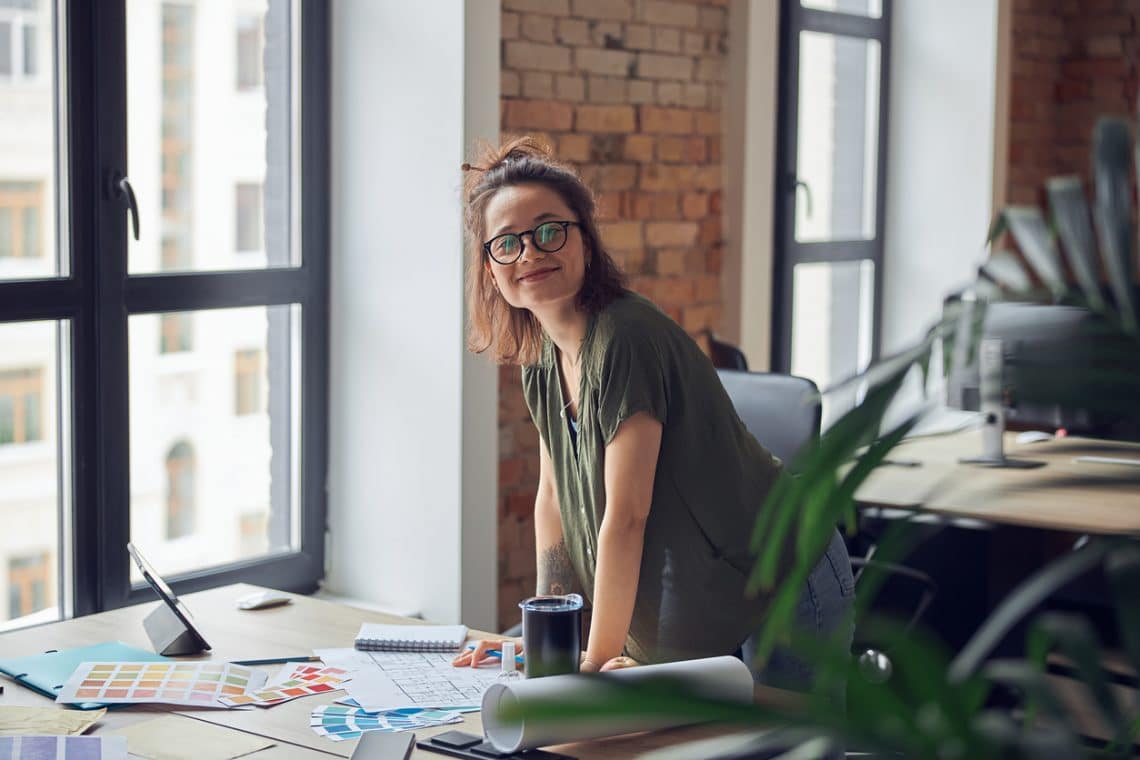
[{"left": 0, "top": 584, "right": 766, "bottom": 758}]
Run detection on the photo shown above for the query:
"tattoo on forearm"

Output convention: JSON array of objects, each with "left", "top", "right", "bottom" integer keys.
[{"left": 538, "top": 539, "right": 576, "bottom": 596}]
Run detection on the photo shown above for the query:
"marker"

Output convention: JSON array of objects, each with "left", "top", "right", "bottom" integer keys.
[
  {"left": 230, "top": 655, "right": 322, "bottom": 666},
  {"left": 465, "top": 644, "right": 524, "bottom": 664}
]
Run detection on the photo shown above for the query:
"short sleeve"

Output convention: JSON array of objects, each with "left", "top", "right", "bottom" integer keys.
[{"left": 595, "top": 326, "right": 669, "bottom": 444}]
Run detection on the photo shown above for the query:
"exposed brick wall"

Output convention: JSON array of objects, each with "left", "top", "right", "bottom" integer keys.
[
  {"left": 495, "top": 0, "right": 728, "bottom": 631},
  {"left": 1006, "top": 0, "right": 1139, "bottom": 205}
]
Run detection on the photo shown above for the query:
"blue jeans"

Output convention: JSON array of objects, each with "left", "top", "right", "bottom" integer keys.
[{"left": 742, "top": 528, "right": 855, "bottom": 759}]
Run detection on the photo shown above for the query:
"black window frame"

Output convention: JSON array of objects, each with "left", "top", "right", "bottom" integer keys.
[
  {"left": 0, "top": 0, "right": 329, "bottom": 619},
  {"left": 772, "top": 0, "right": 892, "bottom": 376}
]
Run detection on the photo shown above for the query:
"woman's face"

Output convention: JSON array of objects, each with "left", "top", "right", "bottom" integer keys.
[{"left": 483, "top": 183, "right": 588, "bottom": 315}]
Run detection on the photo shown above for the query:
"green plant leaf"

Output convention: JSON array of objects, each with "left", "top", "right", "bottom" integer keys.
[
  {"left": 1046, "top": 176, "right": 1107, "bottom": 312},
  {"left": 981, "top": 250, "right": 1034, "bottom": 294},
  {"left": 948, "top": 540, "right": 1111, "bottom": 683},
  {"left": 1031, "top": 612, "right": 1130, "bottom": 750},
  {"left": 1105, "top": 545, "right": 1140, "bottom": 685},
  {"left": 1001, "top": 207, "right": 1068, "bottom": 300},
  {"left": 1092, "top": 117, "right": 1137, "bottom": 334}
]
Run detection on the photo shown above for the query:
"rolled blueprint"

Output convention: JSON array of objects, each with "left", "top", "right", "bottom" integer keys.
[{"left": 481, "top": 655, "right": 754, "bottom": 753}]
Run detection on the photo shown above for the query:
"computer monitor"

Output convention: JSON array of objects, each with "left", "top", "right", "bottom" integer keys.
[{"left": 948, "top": 301, "right": 1139, "bottom": 440}]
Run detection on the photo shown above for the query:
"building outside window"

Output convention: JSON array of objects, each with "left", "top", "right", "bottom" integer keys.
[
  {"left": 7, "top": 551, "right": 50, "bottom": 619},
  {"left": 165, "top": 441, "right": 196, "bottom": 540},
  {"left": 0, "top": 181, "right": 42, "bottom": 259},
  {"left": 235, "top": 183, "right": 263, "bottom": 252},
  {"left": 0, "top": 0, "right": 38, "bottom": 81},
  {"left": 0, "top": 367, "right": 42, "bottom": 445},
  {"left": 236, "top": 12, "right": 263, "bottom": 91},
  {"left": 234, "top": 348, "right": 262, "bottom": 416}
]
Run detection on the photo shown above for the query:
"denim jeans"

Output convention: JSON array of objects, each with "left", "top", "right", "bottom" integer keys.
[{"left": 742, "top": 528, "right": 855, "bottom": 756}]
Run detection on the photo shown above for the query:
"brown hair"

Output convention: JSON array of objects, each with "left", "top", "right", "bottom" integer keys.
[{"left": 463, "top": 135, "right": 626, "bottom": 365}]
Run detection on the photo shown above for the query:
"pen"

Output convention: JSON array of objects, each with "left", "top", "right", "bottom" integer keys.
[
  {"left": 230, "top": 655, "right": 322, "bottom": 666},
  {"left": 464, "top": 644, "right": 524, "bottom": 664}
]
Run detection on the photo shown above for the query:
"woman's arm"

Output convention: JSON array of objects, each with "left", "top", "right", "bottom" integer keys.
[
  {"left": 535, "top": 441, "right": 575, "bottom": 595},
  {"left": 582, "top": 411, "right": 663, "bottom": 672}
]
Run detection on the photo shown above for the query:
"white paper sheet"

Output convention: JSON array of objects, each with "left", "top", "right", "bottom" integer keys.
[
  {"left": 314, "top": 648, "right": 500, "bottom": 712},
  {"left": 481, "top": 656, "right": 755, "bottom": 753}
]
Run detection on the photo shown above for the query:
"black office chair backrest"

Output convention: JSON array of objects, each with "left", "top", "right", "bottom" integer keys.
[{"left": 716, "top": 369, "right": 821, "bottom": 470}]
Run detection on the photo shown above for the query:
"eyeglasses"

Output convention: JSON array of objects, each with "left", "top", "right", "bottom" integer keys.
[{"left": 483, "top": 220, "right": 580, "bottom": 265}]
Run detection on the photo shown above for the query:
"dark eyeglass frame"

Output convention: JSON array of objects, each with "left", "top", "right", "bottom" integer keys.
[{"left": 483, "top": 220, "right": 581, "bottom": 265}]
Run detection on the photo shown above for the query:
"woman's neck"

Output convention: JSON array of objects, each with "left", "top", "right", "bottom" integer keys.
[{"left": 533, "top": 301, "right": 589, "bottom": 367}]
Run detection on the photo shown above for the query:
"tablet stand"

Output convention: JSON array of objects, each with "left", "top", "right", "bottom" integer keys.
[
  {"left": 143, "top": 602, "right": 207, "bottom": 655},
  {"left": 960, "top": 339, "right": 1045, "bottom": 469}
]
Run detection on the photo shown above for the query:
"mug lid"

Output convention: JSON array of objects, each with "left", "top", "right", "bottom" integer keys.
[{"left": 518, "top": 593, "right": 583, "bottom": 612}]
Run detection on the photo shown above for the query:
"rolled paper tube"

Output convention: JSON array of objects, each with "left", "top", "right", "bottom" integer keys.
[{"left": 481, "top": 655, "right": 754, "bottom": 753}]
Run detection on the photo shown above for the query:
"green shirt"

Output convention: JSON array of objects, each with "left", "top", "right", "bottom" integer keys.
[{"left": 522, "top": 292, "right": 786, "bottom": 664}]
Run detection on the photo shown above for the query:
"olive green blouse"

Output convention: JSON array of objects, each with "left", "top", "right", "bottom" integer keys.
[{"left": 522, "top": 292, "right": 787, "bottom": 664}]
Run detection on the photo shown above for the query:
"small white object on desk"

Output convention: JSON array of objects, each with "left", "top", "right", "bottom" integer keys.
[
  {"left": 236, "top": 590, "right": 293, "bottom": 610},
  {"left": 1015, "top": 430, "right": 1055, "bottom": 445}
]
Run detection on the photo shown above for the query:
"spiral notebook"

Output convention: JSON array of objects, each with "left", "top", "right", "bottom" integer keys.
[{"left": 354, "top": 623, "right": 468, "bottom": 652}]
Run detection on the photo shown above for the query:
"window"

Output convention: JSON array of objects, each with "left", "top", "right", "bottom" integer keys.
[
  {"left": 165, "top": 441, "right": 195, "bottom": 540},
  {"left": 0, "top": 1, "right": 328, "bottom": 626},
  {"left": 0, "top": 181, "right": 42, "bottom": 259},
  {"left": 234, "top": 348, "right": 262, "bottom": 415},
  {"left": 235, "top": 183, "right": 263, "bottom": 252},
  {"left": 236, "top": 13, "right": 263, "bottom": 91},
  {"left": 0, "top": 367, "right": 42, "bottom": 444},
  {"left": 7, "top": 551, "right": 50, "bottom": 620},
  {"left": 0, "top": 0, "right": 38, "bottom": 81},
  {"left": 773, "top": 0, "right": 891, "bottom": 411}
]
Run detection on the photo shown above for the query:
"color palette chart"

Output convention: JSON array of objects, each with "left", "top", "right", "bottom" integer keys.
[
  {"left": 310, "top": 705, "right": 463, "bottom": 742},
  {"left": 0, "top": 735, "right": 127, "bottom": 759},
  {"left": 55, "top": 662, "right": 265, "bottom": 708},
  {"left": 219, "top": 664, "right": 350, "bottom": 707}
]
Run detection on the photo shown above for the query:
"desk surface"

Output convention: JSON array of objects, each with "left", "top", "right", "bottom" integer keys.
[
  {"left": 0, "top": 584, "right": 768, "bottom": 758},
  {"left": 854, "top": 431, "right": 1140, "bottom": 534}
]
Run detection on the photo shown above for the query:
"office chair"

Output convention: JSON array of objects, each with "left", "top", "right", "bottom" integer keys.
[
  {"left": 716, "top": 369, "right": 937, "bottom": 685},
  {"left": 703, "top": 329, "right": 750, "bottom": 371}
]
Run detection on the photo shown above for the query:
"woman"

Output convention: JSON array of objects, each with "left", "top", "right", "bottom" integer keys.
[{"left": 452, "top": 137, "right": 853, "bottom": 687}]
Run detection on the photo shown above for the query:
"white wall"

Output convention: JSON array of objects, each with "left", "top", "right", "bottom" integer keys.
[
  {"left": 722, "top": 0, "right": 780, "bottom": 371},
  {"left": 328, "top": 1, "right": 499, "bottom": 632},
  {"left": 881, "top": 0, "right": 999, "bottom": 353}
]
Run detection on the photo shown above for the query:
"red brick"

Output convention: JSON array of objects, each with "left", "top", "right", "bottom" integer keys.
[
  {"left": 640, "top": 0, "right": 700, "bottom": 27},
  {"left": 575, "top": 48, "right": 636, "bottom": 77},
  {"left": 695, "top": 56, "right": 724, "bottom": 83},
  {"left": 656, "top": 249, "right": 686, "bottom": 275},
  {"left": 624, "top": 134, "right": 656, "bottom": 162},
  {"left": 504, "top": 40, "right": 572, "bottom": 72},
  {"left": 599, "top": 221, "right": 644, "bottom": 250},
  {"left": 659, "top": 135, "right": 687, "bottom": 162},
  {"left": 504, "top": 99, "right": 574, "bottom": 130},
  {"left": 653, "top": 27, "right": 682, "bottom": 53},
  {"left": 681, "top": 191, "right": 707, "bottom": 218},
  {"left": 503, "top": 0, "right": 570, "bottom": 14},
  {"left": 556, "top": 18, "right": 591, "bottom": 46},
  {"left": 650, "top": 192, "right": 680, "bottom": 217},
  {"left": 640, "top": 163, "right": 697, "bottom": 190},
  {"left": 555, "top": 74, "right": 586, "bottom": 102},
  {"left": 640, "top": 105, "right": 694, "bottom": 133},
  {"left": 522, "top": 71, "right": 554, "bottom": 99},
  {"left": 626, "top": 24, "right": 653, "bottom": 50},
  {"left": 655, "top": 276, "right": 694, "bottom": 304},
  {"left": 559, "top": 133, "right": 591, "bottom": 161},
  {"left": 629, "top": 79, "right": 655, "bottom": 103},
  {"left": 522, "top": 13, "right": 556, "bottom": 42},
  {"left": 683, "top": 31, "right": 706, "bottom": 56},
  {"left": 646, "top": 221, "right": 699, "bottom": 247},
  {"left": 587, "top": 76, "right": 629, "bottom": 104},
  {"left": 695, "top": 274, "right": 720, "bottom": 301},
  {"left": 502, "top": 71, "right": 521, "bottom": 97},
  {"left": 595, "top": 192, "right": 622, "bottom": 221},
  {"left": 502, "top": 12, "right": 521, "bottom": 40},
  {"left": 695, "top": 109, "right": 720, "bottom": 135},
  {"left": 580, "top": 162, "right": 639, "bottom": 190},
  {"left": 572, "top": 0, "right": 633, "bottom": 21},
  {"left": 656, "top": 81, "right": 684, "bottom": 106},
  {"left": 576, "top": 104, "right": 637, "bottom": 132},
  {"left": 636, "top": 52, "right": 694, "bottom": 80},
  {"left": 700, "top": 5, "right": 727, "bottom": 30}
]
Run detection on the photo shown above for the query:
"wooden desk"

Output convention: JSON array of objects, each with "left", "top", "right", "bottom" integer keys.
[
  {"left": 0, "top": 584, "right": 769, "bottom": 758},
  {"left": 854, "top": 430, "right": 1140, "bottom": 534}
]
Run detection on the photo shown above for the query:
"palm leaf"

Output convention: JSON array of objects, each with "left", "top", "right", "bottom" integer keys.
[
  {"left": 1091, "top": 118, "right": 1137, "bottom": 334},
  {"left": 1105, "top": 545, "right": 1140, "bottom": 686},
  {"left": 980, "top": 250, "right": 1033, "bottom": 294},
  {"left": 1001, "top": 207, "right": 1067, "bottom": 300},
  {"left": 1046, "top": 176, "right": 1106, "bottom": 311},
  {"left": 1030, "top": 612, "right": 1131, "bottom": 749}
]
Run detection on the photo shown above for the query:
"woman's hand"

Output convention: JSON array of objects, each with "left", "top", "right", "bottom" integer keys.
[
  {"left": 451, "top": 637, "right": 524, "bottom": 669},
  {"left": 599, "top": 655, "right": 640, "bottom": 672}
]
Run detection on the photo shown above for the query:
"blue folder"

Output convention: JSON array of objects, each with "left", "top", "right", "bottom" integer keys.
[{"left": 0, "top": 640, "right": 171, "bottom": 709}]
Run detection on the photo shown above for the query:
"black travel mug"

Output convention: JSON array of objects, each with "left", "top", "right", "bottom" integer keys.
[{"left": 518, "top": 594, "right": 583, "bottom": 678}]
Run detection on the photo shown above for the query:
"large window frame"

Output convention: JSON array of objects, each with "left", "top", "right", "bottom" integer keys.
[
  {"left": 0, "top": 0, "right": 329, "bottom": 618},
  {"left": 772, "top": 0, "right": 892, "bottom": 376}
]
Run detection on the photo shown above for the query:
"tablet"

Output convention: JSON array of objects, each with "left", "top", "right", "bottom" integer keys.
[{"left": 127, "top": 542, "right": 211, "bottom": 652}]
